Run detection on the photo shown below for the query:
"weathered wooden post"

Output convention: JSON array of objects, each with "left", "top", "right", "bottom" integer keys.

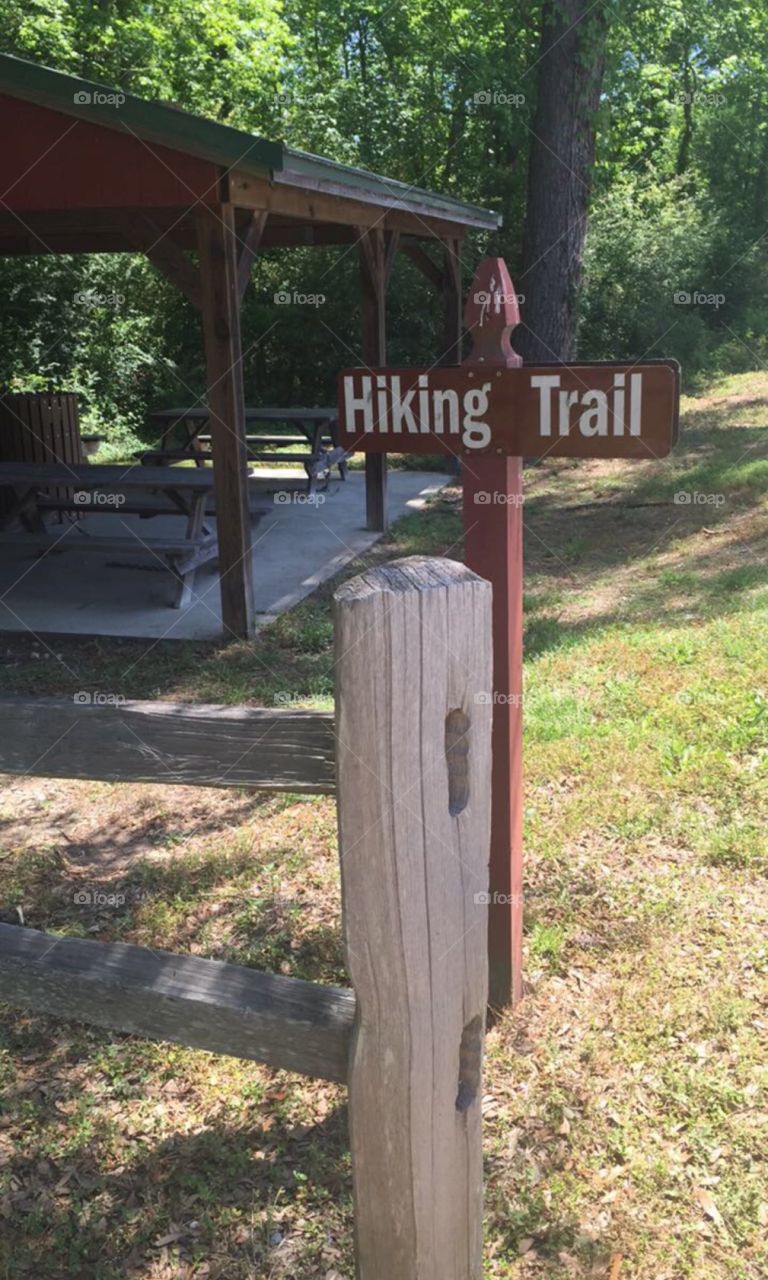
[{"left": 335, "top": 556, "right": 493, "bottom": 1280}]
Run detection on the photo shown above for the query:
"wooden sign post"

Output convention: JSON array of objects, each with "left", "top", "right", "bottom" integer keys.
[
  {"left": 338, "top": 258, "right": 680, "bottom": 1008},
  {"left": 461, "top": 260, "right": 524, "bottom": 1011}
]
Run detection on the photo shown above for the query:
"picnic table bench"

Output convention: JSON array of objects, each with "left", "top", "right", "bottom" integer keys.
[
  {"left": 0, "top": 462, "right": 218, "bottom": 608},
  {"left": 144, "top": 406, "right": 347, "bottom": 494}
]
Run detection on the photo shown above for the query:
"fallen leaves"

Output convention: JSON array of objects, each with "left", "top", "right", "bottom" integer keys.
[{"left": 694, "top": 1186, "right": 724, "bottom": 1227}]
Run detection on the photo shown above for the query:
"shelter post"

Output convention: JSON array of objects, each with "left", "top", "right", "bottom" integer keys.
[
  {"left": 441, "top": 236, "right": 463, "bottom": 363},
  {"left": 357, "top": 227, "right": 394, "bottom": 532},
  {"left": 196, "top": 202, "right": 255, "bottom": 639}
]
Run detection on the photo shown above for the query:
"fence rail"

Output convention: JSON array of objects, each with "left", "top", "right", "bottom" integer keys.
[
  {"left": 0, "top": 555, "right": 493, "bottom": 1279},
  {"left": 0, "top": 697, "right": 336, "bottom": 792},
  {"left": 0, "top": 923, "right": 353, "bottom": 1082}
]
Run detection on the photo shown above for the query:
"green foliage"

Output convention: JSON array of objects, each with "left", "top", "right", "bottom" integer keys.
[{"left": 1, "top": 0, "right": 767, "bottom": 444}]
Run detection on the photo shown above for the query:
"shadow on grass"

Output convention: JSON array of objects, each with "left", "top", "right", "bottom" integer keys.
[
  {"left": 0, "top": 815, "right": 345, "bottom": 987},
  {"left": 0, "top": 1075, "right": 351, "bottom": 1280},
  {"left": 522, "top": 421, "right": 768, "bottom": 656}
]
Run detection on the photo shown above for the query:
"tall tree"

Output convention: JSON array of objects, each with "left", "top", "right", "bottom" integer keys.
[{"left": 517, "top": 0, "right": 608, "bottom": 361}]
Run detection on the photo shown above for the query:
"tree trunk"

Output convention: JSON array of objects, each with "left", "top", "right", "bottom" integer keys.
[{"left": 517, "top": 0, "right": 608, "bottom": 362}]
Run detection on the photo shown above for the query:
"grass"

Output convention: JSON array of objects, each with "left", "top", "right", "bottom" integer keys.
[{"left": 1, "top": 370, "right": 767, "bottom": 1277}]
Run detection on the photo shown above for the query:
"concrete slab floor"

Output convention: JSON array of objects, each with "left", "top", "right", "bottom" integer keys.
[{"left": 0, "top": 470, "right": 451, "bottom": 641}]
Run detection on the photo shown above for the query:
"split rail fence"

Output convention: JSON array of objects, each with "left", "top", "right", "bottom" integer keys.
[{"left": 0, "top": 556, "right": 493, "bottom": 1279}]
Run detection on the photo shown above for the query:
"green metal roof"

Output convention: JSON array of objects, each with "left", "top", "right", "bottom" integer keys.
[{"left": 0, "top": 53, "right": 500, "bottom": 230}]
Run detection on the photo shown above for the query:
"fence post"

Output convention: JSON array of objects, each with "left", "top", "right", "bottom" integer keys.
[{"left": 334, "top": 556, "right": 493, "bottom": 1280}]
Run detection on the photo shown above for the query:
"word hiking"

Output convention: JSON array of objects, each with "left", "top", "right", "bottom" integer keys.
[
  {"left": 343, "top": 373, "right": 496, "bottom": 449},
  {"left": 338, "top": 361, "right": 680, "bottom": 460}
]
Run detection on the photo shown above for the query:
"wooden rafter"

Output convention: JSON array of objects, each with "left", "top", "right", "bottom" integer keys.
[
  {"left": 127, "top": 215, "right": 202, "bottom": 310},
  {"left": 401, "top": 240, "right": 444, "bottom": 291},
  {"left": 236, "top": 208, "right": 268, "bottom": 301}
]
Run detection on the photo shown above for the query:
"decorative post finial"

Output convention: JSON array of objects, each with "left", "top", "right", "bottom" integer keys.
[{"left": 463, "top": 257, "right": 522, "bottom": 368}]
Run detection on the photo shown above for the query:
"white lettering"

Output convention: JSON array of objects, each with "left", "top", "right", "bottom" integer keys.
[
  {"left": 390, "top": 376, "right": 418, "bottom": 433},
  {"left": 462, "top": 383, "right": 492, "bottom": 449},
  {"left": 433, "top": 389, "right": 460, "bottom": 435},
  {"left": 630, "top": 373, "right": 642, "bottom": 435},
  {"left": 558, "top": 389, "right": 579, "bottom": 436},
  {"left": 578, "top": 389, "right": 608, "bottom": 436},
  {"left": 612, "top": 373, "right": 625, "bottom": 435},
  {"left": 531, "top": 374, "right": 560, "bottom": 436},
  {"left": 344, "top": 375, "right": 373, "bottom": 432}
]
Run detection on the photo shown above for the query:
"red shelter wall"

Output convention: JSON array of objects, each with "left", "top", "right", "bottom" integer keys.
[{"left": 0, "top": 96, "right": 220, "bottom": 211}]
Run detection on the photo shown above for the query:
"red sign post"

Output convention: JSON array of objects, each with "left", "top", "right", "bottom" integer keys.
[
  {"left": 338, "top": 257, "right": 680, "bottom": 1008},
  {"left": 461, "top": 260, "right": 524, "bottom": 1011}
]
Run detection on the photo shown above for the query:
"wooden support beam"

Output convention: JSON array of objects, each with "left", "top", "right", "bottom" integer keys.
[
  {"left": 237, "top": 209, "right": 268, "bottom": 301},
  {"left": 441, "top": 236, "right": 464, "bottom": 363},
  {"left": 127, "top": 216, "right": 202, "bottom": 310},
  {"left": 440, "top": 237, "right": 464, "bottom": 477},
  {"left": 357, "top": 227, "right": 394, "bottom": 532},
  {"left": 401, "top": 240, "right": 444, "bottom": 291},
  {"left": 0, "top": 924, "right": 354, "bottom": 1083},
  {"left": 0, "top": 697, "right": 335, "bottom": 793},
  {"left": 383, "top": 228, "right": 401, "bottom": 284},
  {"left": 335, "top": 556, "right": 493, "bottom": 1279},
  {"left": 229, "top": 170, "right": 493, "bottom": 237},
  {"left": 196, "top": 202, "right": 255, "bottom": 638}
]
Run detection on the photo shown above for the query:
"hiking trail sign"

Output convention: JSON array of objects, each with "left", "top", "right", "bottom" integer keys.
[
  {"left": 338, "top": 257, "right": 681, "bottom": 1008},
  {"left": 339, "top": 359, "right": 679, "bottom": 460}
]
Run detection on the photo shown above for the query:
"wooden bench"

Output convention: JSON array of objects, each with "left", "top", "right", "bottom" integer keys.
[
  {"left": 147, "top": 406, "right": 348, "bottom": 493},
  {"left": 0, "top": 461, "right": 219, "bottom": 608}
]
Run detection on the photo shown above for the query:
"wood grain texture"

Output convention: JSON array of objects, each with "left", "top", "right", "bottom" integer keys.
[
  {"left": 463, "top": 456, "right": 524, "bottom": 1008},
  {"left": 131, "top": 218, "right": 203, "bottom": 311},
  {"left": 357, "top": 227, "right": 388, "bottom": 533},
  {"left": 0, "top": 698, "right": 336, "bottom": 793},
  {"left": 197, "top": 202, "right": 255, "bottom": 638},
  {"left": 334, "top": 555, "right": 493, "bottom": 1280},
  {"left": 237, "top": 209, "right": 268, "bottom": 301},
  {"left": 0, "top": 924, "right": 354, "bottom": 1081}
]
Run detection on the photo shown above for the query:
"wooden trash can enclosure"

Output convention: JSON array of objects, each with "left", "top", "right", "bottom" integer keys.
[
  {"left": 0, "top": 554, "right": 494, "bottom": 1280},
  {"left": 0, "top": 391, "right": 84, "bottom": 520}
]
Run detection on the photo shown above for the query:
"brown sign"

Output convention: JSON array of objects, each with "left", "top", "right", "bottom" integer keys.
[{"left": 338, "top": 360, "right": 680, "bottom": 460}]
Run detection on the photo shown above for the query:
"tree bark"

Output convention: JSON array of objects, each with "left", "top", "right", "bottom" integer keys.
[{"left": 517, "top": 0, "right": 608, "bottom": 362}]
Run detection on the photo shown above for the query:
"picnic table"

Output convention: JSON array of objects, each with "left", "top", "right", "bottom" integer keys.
[
  {"left": 0, "top": 461, "right": 218, "bottom": 608},
  {"left": 143, "top": 406, "right": 348, "bottom": 495}
]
